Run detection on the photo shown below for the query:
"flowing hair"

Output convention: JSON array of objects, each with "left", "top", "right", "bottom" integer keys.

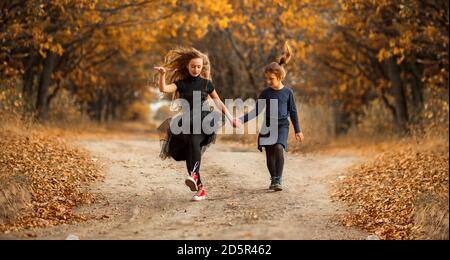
[
  {"left": 264, "top": 41, "right": 292, "bottom": 79},
  {"left": 155, "top": 47, "right": 212, "bottom": 105},
  {"left": 163, "top": 47, "right": 212, "bottom": 84}
]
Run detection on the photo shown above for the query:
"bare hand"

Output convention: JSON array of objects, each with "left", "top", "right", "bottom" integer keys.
[
  {"left": 231, "top": 118, "right": 242, "bottom": 128},
  {"left": 295, "top": 132, "right": 304, "bottom": 143},
  {"left": 153, "top": 66, "right": 167, "bottom": 75}
]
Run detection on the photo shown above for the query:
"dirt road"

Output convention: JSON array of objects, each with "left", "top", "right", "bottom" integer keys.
[{"left": 8, "top": 138, "right": 368, "bottom": 239}]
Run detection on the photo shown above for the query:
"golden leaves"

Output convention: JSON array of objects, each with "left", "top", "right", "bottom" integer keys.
[
  {"left": 217, "top": 17, "right": 230, "bottom": 30},
  {"left": 0, "top": 129, "right": 103, "bottom": 233},
  {"left": 377, "top": 48, "right": 392, "bottom": 62},
  {"left": 333, "top": 142, "right": 449, "bottom": 240},
  {"left": 339, "top": 83, "right": 347, "bottom": 93}
]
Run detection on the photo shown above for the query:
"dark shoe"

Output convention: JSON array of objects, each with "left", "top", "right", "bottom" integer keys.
[
  {"left": 269, "top": 180, "right": 276, "bottom": 190},
  {"left": 273, "top": 177, "right": 283, "bottom": 191},
  {"left": 273, "top": 183, "right": 283, "bottom": 191}
]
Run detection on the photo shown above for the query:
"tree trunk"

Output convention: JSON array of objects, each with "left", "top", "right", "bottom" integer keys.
[
  {"left": 22, "top": 53, "right": 36, "bottom": 109},
  {"left": 333, "top": 101, "right": 352, "bottom": 135},
  {"left": 36, "top": 51, "right": 57, "bottom": 120},
  {"left": 408, "top": 60, "right": 424, "bottom": 122},
  {"left": 107, "top": 98, "right": 114, "bottom": 122},
  {"left": 46, "top": 83, "right": 61, "bottom": 110},
  {"left": 384, "top": 57, "right": 409, "bottom": 133},
  {"left": 100, "top": 93, "right": 108, "bottom": 123}
]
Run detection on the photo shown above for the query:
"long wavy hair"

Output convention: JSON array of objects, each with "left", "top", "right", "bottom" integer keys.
[
  {"left": 155, "top": 47, "right": 212, "bottom": 104},
  {"left": 264, "top": 41, "right": 292, "bottom": 80},
  {"left": 163, "top": 47, "right": 212, "bottom": 84}
]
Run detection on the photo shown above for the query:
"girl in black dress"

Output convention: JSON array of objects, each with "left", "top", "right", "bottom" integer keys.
[{"left": 154, "top": 47, "right": 240, "bottom": 201}]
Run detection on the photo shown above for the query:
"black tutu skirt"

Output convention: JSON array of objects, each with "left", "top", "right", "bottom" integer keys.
[{"left": 157, "top": 111, "right": 223, "bottom": 161}]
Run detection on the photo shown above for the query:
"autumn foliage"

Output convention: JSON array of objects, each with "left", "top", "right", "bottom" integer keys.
[
  {"left": 333, "top": 139, "right": 448, "bottom": 239},
  {"left": 0, "top": 126, "right": 102, "bottom": 232},
  {"left": 0, "top": 0, "right": 447, "bottom": 132},
  {"left": 0, "top": 0, "right": 448, "bottom": 238}
]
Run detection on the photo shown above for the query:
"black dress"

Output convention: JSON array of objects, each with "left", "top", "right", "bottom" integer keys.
[{"left": 157, "top": 75, "right": 223, "bottom": 161}]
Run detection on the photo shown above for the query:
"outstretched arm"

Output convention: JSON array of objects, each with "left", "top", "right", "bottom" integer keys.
[
  {"left": 153, "top": 67, "right": 177, "bottom": 93},
  {"left": 209, "top": 90, "right": 241, "bottom": 127},
  {"left": 239, "top": 97, "right": 266, "bottom": 124}
]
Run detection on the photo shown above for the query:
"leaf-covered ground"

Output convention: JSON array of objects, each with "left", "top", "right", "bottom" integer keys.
[
  {"left": 333, "top": 140, "right": 449, "bottom": 240},
  {"left": 0, "top": 129, "right": 103, "bottom": 233}
]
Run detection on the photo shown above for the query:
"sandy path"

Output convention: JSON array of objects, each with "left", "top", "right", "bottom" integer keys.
[{"left": 5, "top": 138, "right": 367, "bottom": 240}]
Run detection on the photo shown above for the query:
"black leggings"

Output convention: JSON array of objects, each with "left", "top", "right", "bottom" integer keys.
[
  {"left": 265, "top": 144, "right": 285, "bottom": 179},
  {"left": 186, "top": 133, "right": 207, "bottom": 185}
]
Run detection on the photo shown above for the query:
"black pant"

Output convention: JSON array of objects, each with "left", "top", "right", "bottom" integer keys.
[
  {"left": 185, "top": 133, "right": 207, "bottom": 185},
  {"left": 265, "top": 144, "right": 284, "bottom": 181}
]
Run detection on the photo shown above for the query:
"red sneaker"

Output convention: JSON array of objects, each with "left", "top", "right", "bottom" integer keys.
[
  {"left": 192, "top": 186, "right": 206, "bottom": 201},
  {"left": 185, "top": 172, "right": 199, "bottom": 191}
]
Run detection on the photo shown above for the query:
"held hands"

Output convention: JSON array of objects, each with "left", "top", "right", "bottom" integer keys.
[
  {"left": 231, "top": 118, "right": 242, "bottom": 128},
  {"left": 230, "top": 117, "right": 303, "bottom": 143},
  {"left": 153, "top": 66, "right": 166, "bottom": 75},
  {"left": 295, "top": 132, "right": 304, "bottom": 144}
]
